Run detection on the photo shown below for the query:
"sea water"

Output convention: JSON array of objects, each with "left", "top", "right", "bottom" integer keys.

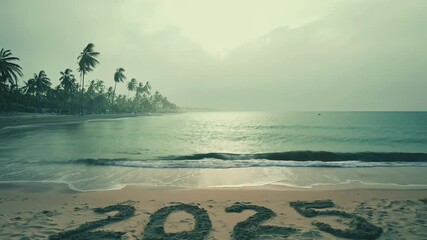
[{"left": 0, "top": 112, "right": 426, "bottom": 191}]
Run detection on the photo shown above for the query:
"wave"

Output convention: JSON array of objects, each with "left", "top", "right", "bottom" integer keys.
[
  {"left": 162, "top": 151, "right": 427, "bottom": 162},
  {"left": 65, "top": 151, "right": 427, "bottom": 169}
]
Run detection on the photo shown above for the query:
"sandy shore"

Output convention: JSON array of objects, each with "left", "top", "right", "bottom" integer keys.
[
  {"left": 0, "top": 113, "right": 146, "bottom": 129},
  {"left": 0, "top": 183, "right": 426, "bottom": 239}
]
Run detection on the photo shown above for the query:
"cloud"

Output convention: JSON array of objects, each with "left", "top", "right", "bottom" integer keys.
[
  {"left": 1, "top": 0, "right": 426, "bottom": 110},
  {"left": 169, "top": 0, "right": 427, "bottom": 110}
]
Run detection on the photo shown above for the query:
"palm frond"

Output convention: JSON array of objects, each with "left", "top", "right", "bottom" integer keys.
[
  {"left": 0, "top": 48, "right": 23, "bottom": 85},
  {"left": 114, "top": 67, "right": 126, "bottom": 83},
  {"left": 77, "top": 43, "right": 100, "bottom": 75}
]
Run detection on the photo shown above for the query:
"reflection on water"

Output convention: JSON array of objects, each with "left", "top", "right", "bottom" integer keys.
[{"left": 0, "top": 112, "right": 427, "bottom": 191}]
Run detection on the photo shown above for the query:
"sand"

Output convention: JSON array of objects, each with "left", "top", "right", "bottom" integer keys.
[{"left": 0, "top": 183, "right": 426, "bottom": 239}]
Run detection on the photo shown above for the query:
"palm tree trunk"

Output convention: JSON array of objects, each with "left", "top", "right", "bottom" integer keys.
[
  {"left": 80, "top": 74, "right": 85, "bottom": 115},
  {"left": 36, "top": 91, "right": 40, "bottom": 113},
  {"left": 112, "top": 82, "right": 117, "bottom": 106},
  {"left": 67, "top": 92, "right": 71, "bottom": 115}
]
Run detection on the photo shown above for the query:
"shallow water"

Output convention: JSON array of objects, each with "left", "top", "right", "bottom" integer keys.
[{"left": 0, "top": 112, "right": 426, "bottom": 191}]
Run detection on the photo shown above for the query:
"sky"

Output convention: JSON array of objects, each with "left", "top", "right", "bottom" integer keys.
[{"left": 1, "top": 0, "right": 426, "bottom": 111}]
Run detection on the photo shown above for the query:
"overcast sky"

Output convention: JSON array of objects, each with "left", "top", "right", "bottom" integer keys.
[{"left": 1, "top": 0, "right": 426, "bottom": 111}]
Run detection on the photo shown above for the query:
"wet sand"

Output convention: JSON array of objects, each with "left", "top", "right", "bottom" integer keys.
[
  {"left": 0, "top": 113, "right": 146, "bottom": 129},
  {"left": 0, "top": 183, "right": 426, "bottom": 239}
]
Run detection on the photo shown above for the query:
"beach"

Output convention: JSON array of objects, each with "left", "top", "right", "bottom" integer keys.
[
  {"left": 1, "top": 112, "right": 427, "bottom": 239},
  {"left": 0, "top": 182, "right": 426, "bottom": 239},
  {"left": 2, "top": 0, "right": 426, "bottom": 238}
]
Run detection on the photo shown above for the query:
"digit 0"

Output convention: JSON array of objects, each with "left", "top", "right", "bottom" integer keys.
[{"left": 143, "top": 203, "right": 212, "bottom": 240}]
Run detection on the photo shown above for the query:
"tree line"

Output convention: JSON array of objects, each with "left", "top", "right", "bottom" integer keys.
[{"left": 0, "top": 44, "right": 179, "bottom": 114}]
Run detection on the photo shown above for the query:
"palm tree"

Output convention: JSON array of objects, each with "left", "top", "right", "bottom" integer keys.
[
  {"left": 152, "top": 90, "right": 164, "bottom": 111},
  {"left": 22, "top": 79, "right": 34, "bottom": 95},
  {"left": 127, "top": 78, "right": 137, "bottom": 98},
  {"left": 112, "top": 68, "right": 126, "bottom": 105},
  {"left": 87, "top": 79, "right": 105, "bottom": 94},
  {"left": 106, "top": 86, "right": 114, "bottom": 105},
  {"left": 22, "top": 71, "right": 51, "bottom": 112},
  {"left": 86, "top": 80, "right": 106, "bottom": 114},
  {"left": 136, "top": 81, "right": 151, "bottom": 98},
  {"left": 59, "top": 69, "right": 77, "bottom": 113},
  {"left": 77, "top": 43, "right": 99, "bottom": 114},
  {"left": 48, "top": 86, "right": 63, "bottom": 114},
  {"left": 0, "top": 48, "right": 23, "bottom": 92},
  {"left": 136, "top": 82, "right": 144, "bottom": 99},
  {"left": 144, "top": 81, "right": 152, "bottom": 96},
  {"left": 59, "top": 69, "right": 77, "bottom": 94}
]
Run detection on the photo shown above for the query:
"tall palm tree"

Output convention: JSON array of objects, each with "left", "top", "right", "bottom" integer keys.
[
  {"left": 0, "top": 48, "right": 23, "bottom": 91},
  {"left": 77, "top": 43, "right": 99, "bottom": 114},
  {"left": 127, "top": 78, "right": 137, "bottom": 98},
  {"left": 113, "top": 68, "right": 126, "bottom": 104}
]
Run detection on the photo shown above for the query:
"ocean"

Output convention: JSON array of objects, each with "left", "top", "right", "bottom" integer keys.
[{"left": 0, "top": 112, "right": 426, "bottom": 191}]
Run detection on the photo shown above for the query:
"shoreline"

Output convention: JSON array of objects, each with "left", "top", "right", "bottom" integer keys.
[
  {"left": 2, "top": 179, "right": 427, "bottom": 193},
  {"left": 3, "top": 181, "right": 427, "bottom": 194},
  {"left": 0, "top": 112, "right": 160, "bottom": 129},
  {"left": 0, "top": 111, "right": 186, "bottom": 129},
  {"left": 1, "top": 182, "right": 426, "bottom": 239}
]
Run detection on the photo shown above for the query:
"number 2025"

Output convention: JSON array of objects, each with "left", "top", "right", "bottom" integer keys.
[{"left": 49, "top": 200, "right": 383, "bottom": 240}]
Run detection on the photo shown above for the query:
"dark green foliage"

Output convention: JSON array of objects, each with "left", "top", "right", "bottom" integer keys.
[
  {"left": 225, "top": 203, "right": 298, "bottom": 240},
  {"left": 19, "top": 71, "right": 52, "bottom": 112},
  {"left": 0, "top": 46, "right": 179, "bottom": 113},
  {"left": 143, "top": 204, "right": 212, "bottom": 240},
  {"left": 112, "top": 68, "right": 126, "bottom": 105},
  {"left": 48, "top": 204, "right": 135, "bottom": 240}
]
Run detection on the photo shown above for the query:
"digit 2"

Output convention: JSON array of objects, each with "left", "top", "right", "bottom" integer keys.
[
  {"left": 49, "top": 204, "right": 136, "bottom": 240},
  {"left": 225, "top": 203, "right": 298, "bottom": 240}
]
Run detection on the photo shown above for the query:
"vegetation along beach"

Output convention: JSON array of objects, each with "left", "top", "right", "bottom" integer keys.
[{"left": 1, "top": 0, "right": 427, "bottom": 239}]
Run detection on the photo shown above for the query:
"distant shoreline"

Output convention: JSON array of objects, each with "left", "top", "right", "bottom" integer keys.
[{"left": 0, "top": 112, "right": 148, "bottom": 129}]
